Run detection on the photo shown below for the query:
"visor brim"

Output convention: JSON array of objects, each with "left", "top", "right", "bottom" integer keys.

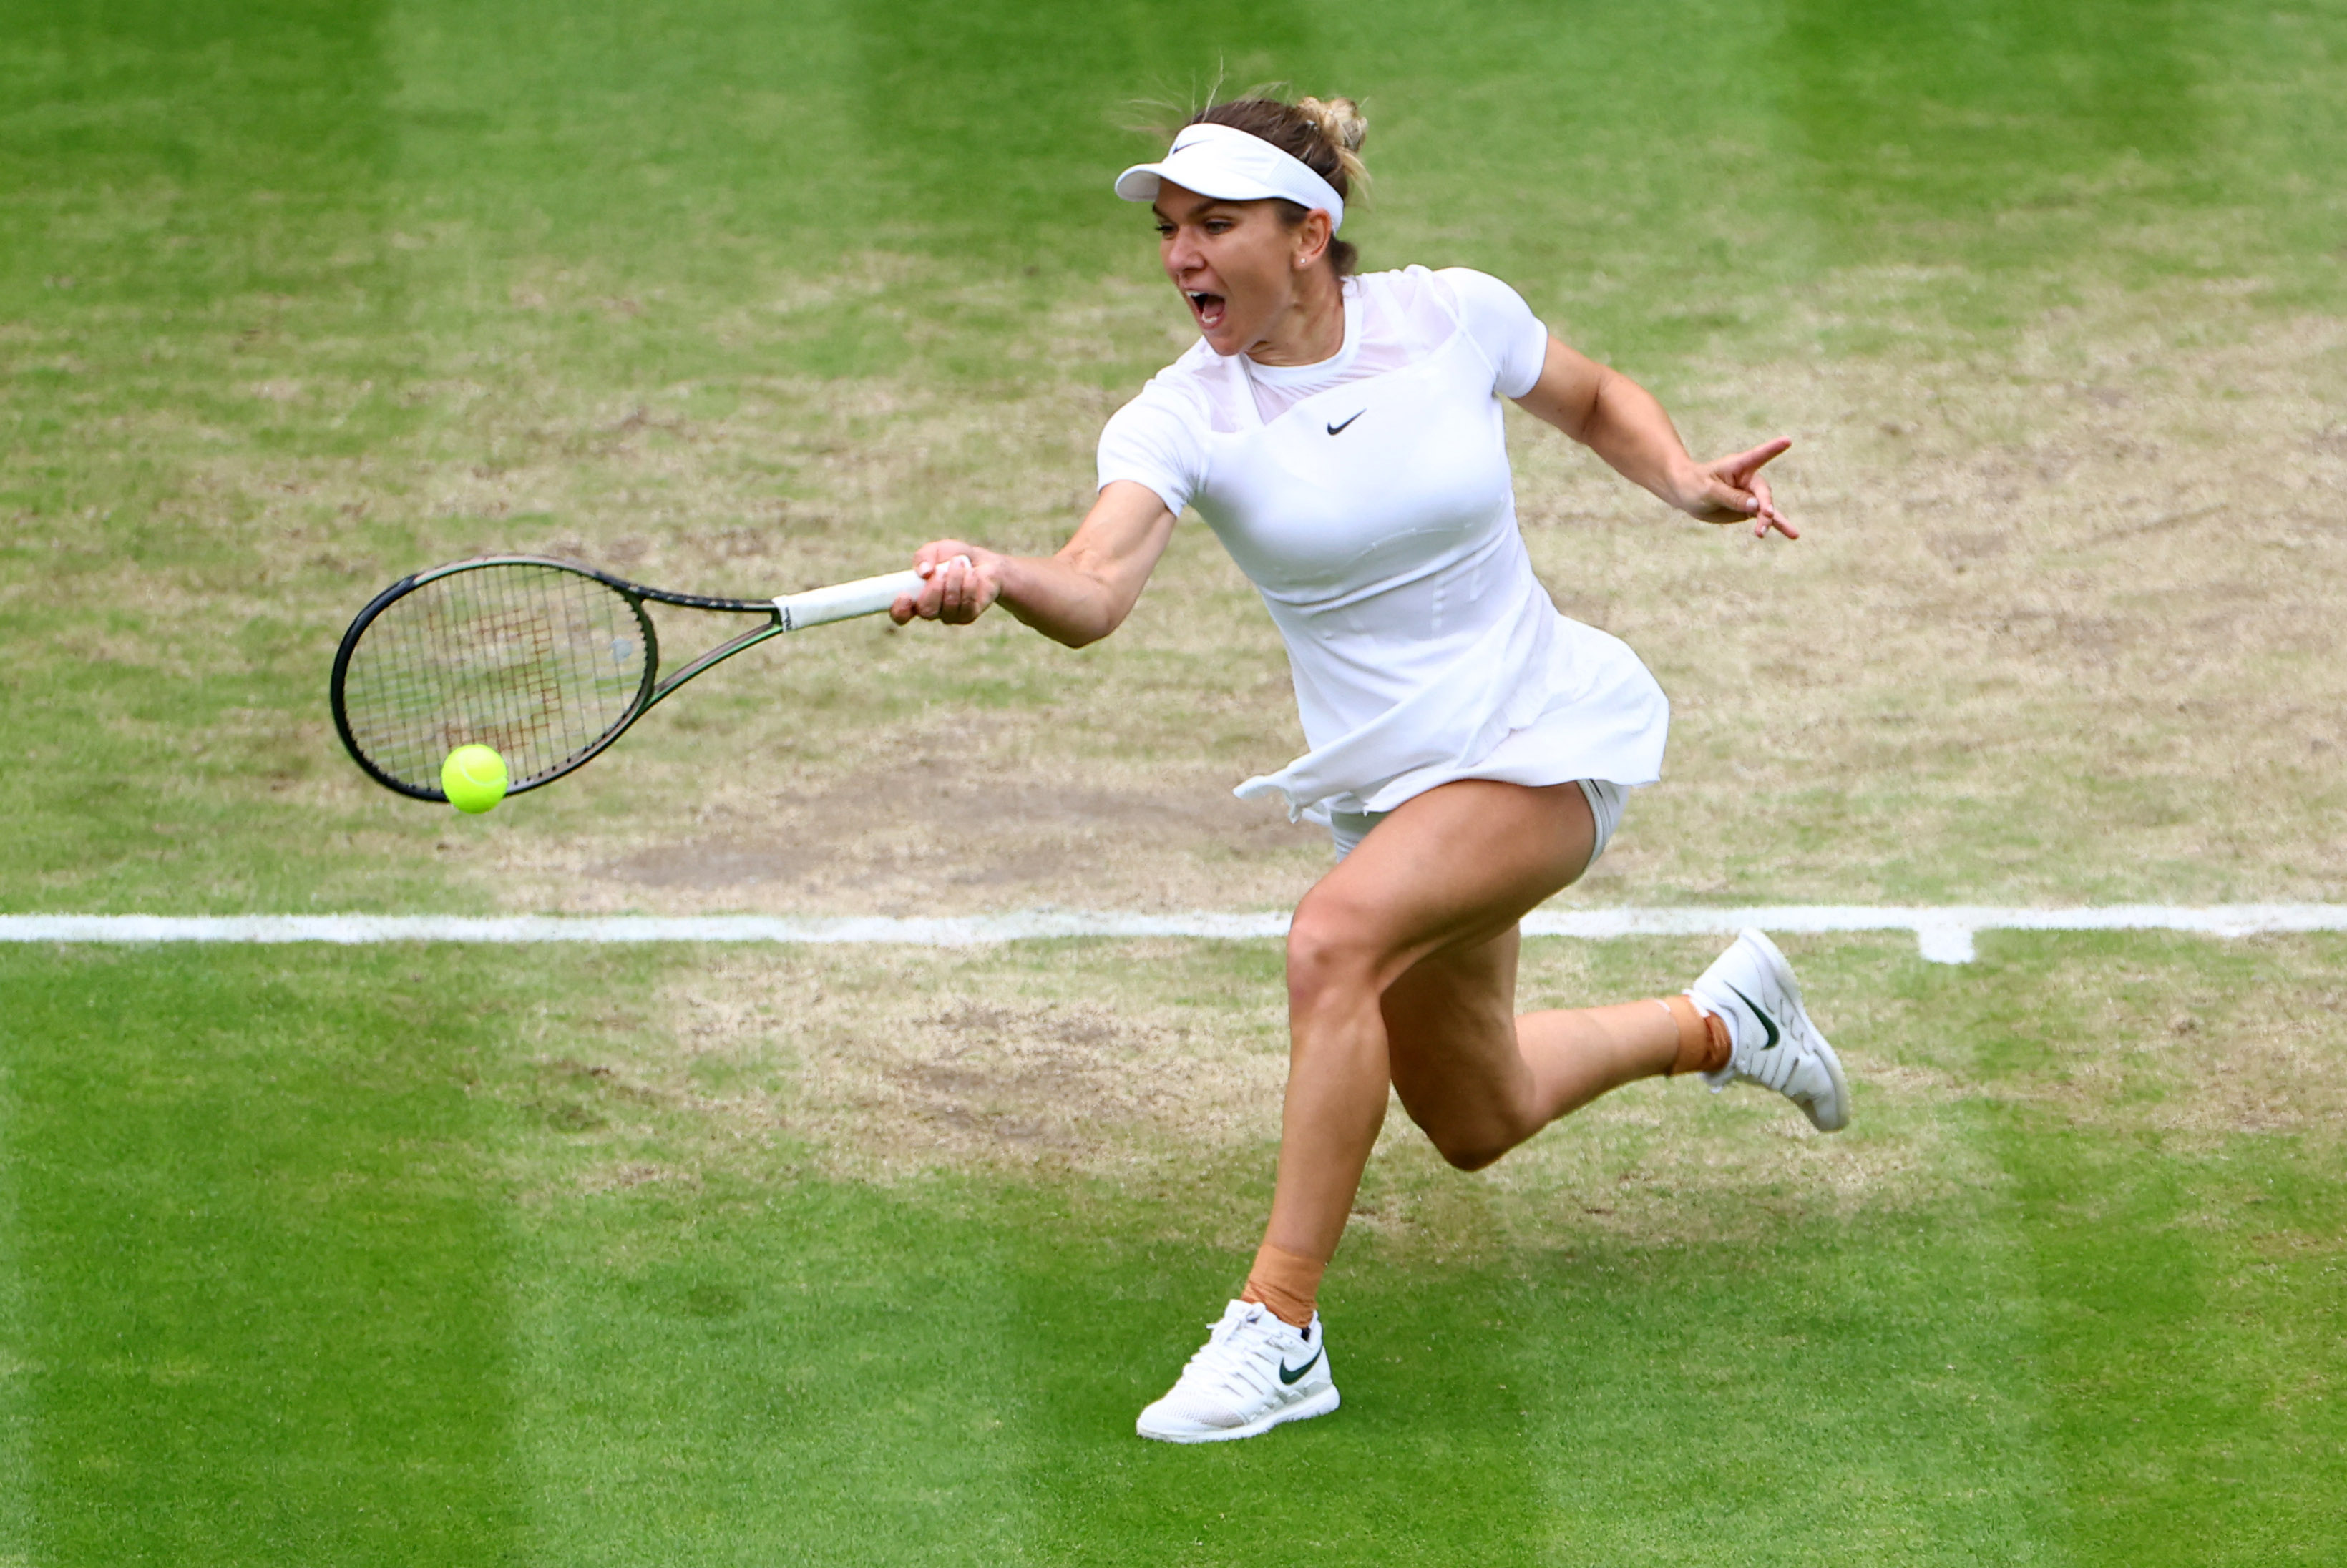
[
  {"left": 1115, "top": 163, "right": 1301, "bottom": 207},
  {"left": 1111, "top": 124, "right": 1347, "bottom": 232}
]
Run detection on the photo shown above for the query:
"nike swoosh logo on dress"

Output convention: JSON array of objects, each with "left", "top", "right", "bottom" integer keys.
[
  {"left": 1726, "top": 984, "right": 1780, "bottom": 1049},
  {"left": 1279, "top": 1348, "right": 1323, "bottom": 1384},
  {"left": 1325, "top": 411, "right": 1364, "bottom": 436}
]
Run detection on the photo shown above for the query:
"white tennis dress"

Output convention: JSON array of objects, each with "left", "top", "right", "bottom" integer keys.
[{"left": 1097, "top": 265, "right": 1669, "bottom": 826}]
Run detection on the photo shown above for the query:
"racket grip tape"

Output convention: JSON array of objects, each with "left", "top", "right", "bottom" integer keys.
[{"left": 774, "top": 569, "right": 929, "bottom": 631}]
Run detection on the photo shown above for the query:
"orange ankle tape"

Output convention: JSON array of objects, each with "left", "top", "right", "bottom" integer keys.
[
  {"left": 1659, "top": 995, "right": 1730, "bottom": 1076},
  {"left": 1241, "top": 1243, "right": 1325, "bottom": 1329}
]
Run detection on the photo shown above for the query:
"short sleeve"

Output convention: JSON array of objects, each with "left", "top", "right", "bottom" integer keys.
[
  {"left": 1436, "top": 268, "right": 1549, "bottom": 399},
  {"left": 1096, "top": 378, "right": 1209, "bottom": 518}
]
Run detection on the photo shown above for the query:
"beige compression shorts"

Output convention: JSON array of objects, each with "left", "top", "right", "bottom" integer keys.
[{"left": 1327, "top": 778, "right": 1629, "bottom": 866}]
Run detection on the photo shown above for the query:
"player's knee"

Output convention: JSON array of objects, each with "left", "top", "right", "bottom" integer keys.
[
  {"left": 1284, "top": 902, "right": 1377, "bottom": 1014},
  {"left": 1428, "top": 1122, "right": 1510, "bottom": 1172},
  {"left": 1412, "top": 1096, "right": 1534, "bottom": 1172}
]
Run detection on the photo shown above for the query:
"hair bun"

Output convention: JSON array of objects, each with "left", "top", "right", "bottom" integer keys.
[
  {"left": 1295, "top": 95, "right": 1367, "bottom": 153},
  {"left": 1294, "top": 96, "right": 1369, "bottom": 190}
]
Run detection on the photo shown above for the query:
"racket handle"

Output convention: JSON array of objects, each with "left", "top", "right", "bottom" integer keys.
[{"left": 774, "top": 569, "right": 929, "bottom": 631}]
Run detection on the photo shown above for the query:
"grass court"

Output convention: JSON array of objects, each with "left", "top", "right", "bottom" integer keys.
[{"left": 4, "top": 1, "right": 2345, "bottom": 1562}]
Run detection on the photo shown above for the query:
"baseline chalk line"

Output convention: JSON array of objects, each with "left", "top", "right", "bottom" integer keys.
[{"left": 4, "top": 906, "right": 2343, "bottom": 964}]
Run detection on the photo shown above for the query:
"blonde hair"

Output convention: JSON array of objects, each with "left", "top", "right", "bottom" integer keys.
[{"left": 1292, "top": 96, "right": 1370, "bottom": 195}]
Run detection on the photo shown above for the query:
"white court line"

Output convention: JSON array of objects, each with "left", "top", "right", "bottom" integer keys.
[{"left": 3, "top": 906, "right": 2344, "bottom": 963}]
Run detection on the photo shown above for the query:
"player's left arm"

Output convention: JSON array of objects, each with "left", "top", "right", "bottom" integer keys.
[{"left": 1511, "top": 337, "right": 1796, "bottom": 539}]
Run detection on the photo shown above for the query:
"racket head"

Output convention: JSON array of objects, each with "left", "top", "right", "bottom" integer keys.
[{"left": 330, "top": 557, "right": 658, "bottom": 800}]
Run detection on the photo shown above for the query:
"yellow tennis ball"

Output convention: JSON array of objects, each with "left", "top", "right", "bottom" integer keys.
[{"left": 441, "top": 744, "right": 509, "bottom": 814}]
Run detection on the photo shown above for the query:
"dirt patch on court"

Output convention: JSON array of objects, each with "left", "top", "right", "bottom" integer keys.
[
  {"left": 531, "top": 944, "right": 1298, "bottom": 1192},
  {"left": 769, "top": 949, "right": 1291, "bottom": 1185},
  {"left": 590, "top": 767, "right": 1322, "bottom": 898}
]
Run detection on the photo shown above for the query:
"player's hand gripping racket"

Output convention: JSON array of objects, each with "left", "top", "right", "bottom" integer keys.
[{"left": 330, "top": 555, "right": 939, "bottom": 802}]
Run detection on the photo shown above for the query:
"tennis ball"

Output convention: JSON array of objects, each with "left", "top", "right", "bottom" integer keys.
[{"left": 441, "top": 744, "right": 509, "bottom": 814}]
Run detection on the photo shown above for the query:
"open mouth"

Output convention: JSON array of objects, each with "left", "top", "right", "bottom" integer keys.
[{"left": 1186, "top": 291, "right": 1226, "bottom": 330}]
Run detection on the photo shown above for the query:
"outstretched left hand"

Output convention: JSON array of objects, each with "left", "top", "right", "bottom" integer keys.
[{"left": 1681, "top": 438, "right": 1797, "bottom": 539}]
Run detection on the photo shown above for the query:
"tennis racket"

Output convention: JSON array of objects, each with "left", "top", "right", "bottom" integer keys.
[{"left": 330, "top": 554, "right": 937, "bottom": 802}]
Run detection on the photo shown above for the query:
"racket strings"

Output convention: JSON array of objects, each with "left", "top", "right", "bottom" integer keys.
[{"left": 339, "top": 564, "right": 647, "bottom": 792}]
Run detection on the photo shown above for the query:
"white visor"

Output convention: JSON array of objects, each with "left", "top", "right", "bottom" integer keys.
[{"left": 1115, "top": 122, "right": 1346, "bottom": 234}]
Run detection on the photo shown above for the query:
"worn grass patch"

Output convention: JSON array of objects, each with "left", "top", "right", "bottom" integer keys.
[
  {"left": 10, "top": 278, "right": 2343, "bottom": 916},
  {"left": 490, "top": 934, "right": 2347, "bottom": 1265}
]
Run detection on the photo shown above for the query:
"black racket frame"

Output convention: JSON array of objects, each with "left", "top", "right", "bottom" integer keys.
[{"left": 329, "top": 554, "right": 794, "bottom": 803}]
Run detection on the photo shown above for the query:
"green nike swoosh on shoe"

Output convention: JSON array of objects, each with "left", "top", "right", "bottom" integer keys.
[
  {"left": 1724, "top": 984, "right": 1780, "bottom": 1049},
  {"left": 1138, "top": 1300, "right": 1342, "bottom": 1443}
]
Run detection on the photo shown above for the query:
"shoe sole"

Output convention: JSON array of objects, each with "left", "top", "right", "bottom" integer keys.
[
  {"left": 1136, "top": 1384, "right": 1341, "bottom": 1444},
  {"left": 1738, "top": 928, "right": 1850, "bottom": 1133}
]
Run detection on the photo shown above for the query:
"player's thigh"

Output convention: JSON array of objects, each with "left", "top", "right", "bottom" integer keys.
[
  {"left": 1288, "top": 780, "right": 1598, "bottom": 996},
  {"left": 1381, "top": 926, "right": 1536, "bottom": 1135}
]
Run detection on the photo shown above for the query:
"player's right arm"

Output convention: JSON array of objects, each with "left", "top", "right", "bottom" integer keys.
[{"left": 893, "top": 479, "right": 1178, "bottom": 648}]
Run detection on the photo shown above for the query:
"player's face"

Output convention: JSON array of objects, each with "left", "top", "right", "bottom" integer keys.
[{"left": 1153, "top": 184, "right": 1322, "bottom": 358}]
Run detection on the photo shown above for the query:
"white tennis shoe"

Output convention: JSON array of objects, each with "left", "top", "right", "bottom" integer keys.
[
  {"left": 1687, "top": 928, "right": 1850, "bottom": 1132},
  {"left": 1136, "top": 1300, "right": 1340, "bottom": 1443}
]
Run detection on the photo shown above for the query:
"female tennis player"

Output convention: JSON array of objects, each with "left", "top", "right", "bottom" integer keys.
[{"left": 892, "top": 94, "right": 1850, "bottom": 1444}]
